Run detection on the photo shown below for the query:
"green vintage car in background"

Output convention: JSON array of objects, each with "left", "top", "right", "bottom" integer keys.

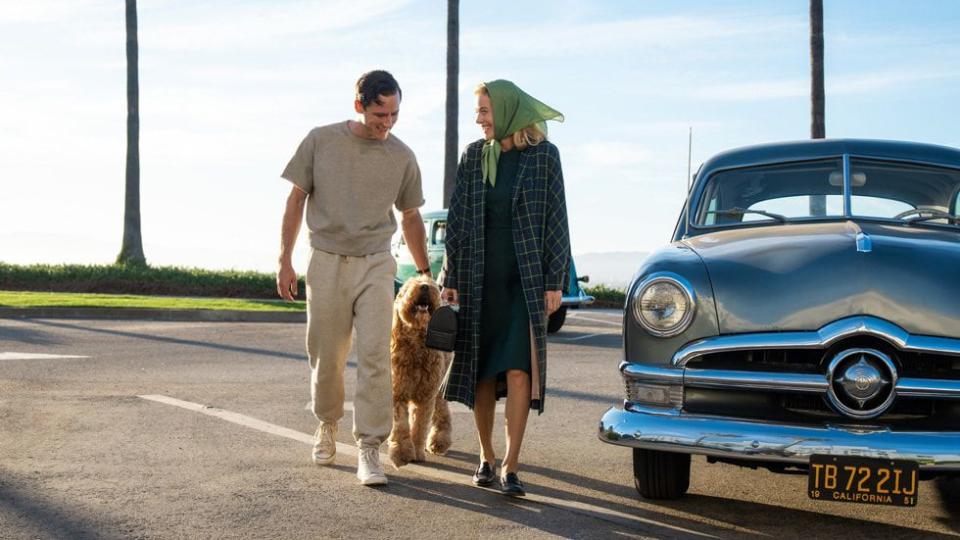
[{"left": 392, "top": 209, "right": 594, "bottom": 333}]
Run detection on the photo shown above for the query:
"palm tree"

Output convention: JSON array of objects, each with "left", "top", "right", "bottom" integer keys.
[
  {"left": 117, "top": 0, "right": 146, "bottom": 265},
  {"left": 442, "top": 0, "right": 459, "bottom": 208},
  {"left": 809, "top": 0, "right": 827, "bottom": 216}
]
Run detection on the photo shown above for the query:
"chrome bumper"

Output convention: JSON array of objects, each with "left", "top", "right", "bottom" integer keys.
[{"left": 598, "top": 406, "right": 960, "bottom": 470}]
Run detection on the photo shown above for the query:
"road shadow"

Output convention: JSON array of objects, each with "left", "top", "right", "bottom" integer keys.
[
  {"left": 434, "top": 451, "right": 954, "bottom": 538},
  {"left": 0, "top": 470, "right": 113, "bottom": 540},
  {"left": 441, "top": 449, "right": 649, "bottom": 501},
  {"left": 661, "top": 492, "right": 956, "bottom": 539},
  {"left": 0, "top": 322, "right": 62, "bottom": 346},
  {"left": 383, "top": 475, "right": 721, "bottom": 539},
  {"left": 22, "top": 319, "right": 311, "bottom": 363},
  {"left": 935, "top": 478, "right": 960, "bottom": 532}
]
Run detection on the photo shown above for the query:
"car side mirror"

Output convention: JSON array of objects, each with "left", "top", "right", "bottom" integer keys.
[{"left": 577, "top": 275, "right": 589, "bottom": 284}]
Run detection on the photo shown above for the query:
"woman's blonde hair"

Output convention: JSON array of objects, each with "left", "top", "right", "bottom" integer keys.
[{"left": 475, "top": 84, "right": 547, "bottom": 150}]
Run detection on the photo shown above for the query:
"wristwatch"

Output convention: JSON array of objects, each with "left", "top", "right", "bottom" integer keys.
[{"left": 416, "top": 267, "right": 431, "bottom": 275}]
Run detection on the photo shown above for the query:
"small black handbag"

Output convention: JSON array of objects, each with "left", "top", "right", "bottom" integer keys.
[{"left": 425, "top": 304, "right": 458, "bottom": 352}]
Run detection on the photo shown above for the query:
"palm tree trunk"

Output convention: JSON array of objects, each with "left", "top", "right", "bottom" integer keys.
[
  {"left": 442, "top": 0, "right": 459, "bottom": 208},
  {"left": 810, "top": 0, "right": 825, "bottom": 139},
  {"left": 809, "top": 0, "right": 827, "bottom": 216},
  {"left": 118, "top": 0, "right": 146, "bottom": 265}
]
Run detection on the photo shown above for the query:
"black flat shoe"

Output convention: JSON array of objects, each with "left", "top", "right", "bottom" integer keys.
[
  {"left": 500, "top": 472, "right": 525, "bottom": 497},
  {"left": 472, "top": 462, "right": 496, "bottom": 487}
]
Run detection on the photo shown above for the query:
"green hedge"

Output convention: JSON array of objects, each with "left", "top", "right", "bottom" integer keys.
[
  {"left": 1, "top": 262, "right": 629, "bottom": 308},
  {"left": 583, "top": 284, "right": 626, "bottom": 308},
  {"left": 0, "top": 263, "right": 302, "bottom": 300}
]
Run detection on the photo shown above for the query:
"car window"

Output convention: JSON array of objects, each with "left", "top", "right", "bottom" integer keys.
[
  {"left": 696, "top": 159, "right": 843, "bottom": 225},
  {"left": 850, "top": 159, "right": 960, "bottom": 222}
]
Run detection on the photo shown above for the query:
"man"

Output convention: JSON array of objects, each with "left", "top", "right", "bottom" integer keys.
[{"left": 277, "top": 70, "right": 430, "bottom": 486}]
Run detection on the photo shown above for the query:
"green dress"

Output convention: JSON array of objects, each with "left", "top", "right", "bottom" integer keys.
[{"left": 478, "top": 149, "right": 531, "bottom": 382}]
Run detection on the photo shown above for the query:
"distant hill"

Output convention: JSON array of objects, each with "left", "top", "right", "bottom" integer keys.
[{"left": 573, "top": 251, "right": 650, "bottom": 289}]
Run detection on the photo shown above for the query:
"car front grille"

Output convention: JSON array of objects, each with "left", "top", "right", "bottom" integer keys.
[{"left": 676, "top": 333, "right": 960, "bottom": 430}]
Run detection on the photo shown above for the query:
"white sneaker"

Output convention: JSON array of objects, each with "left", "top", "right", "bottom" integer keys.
[
  {"left": 312, "top": 422, "right": 337, "bottom": 465},
  {"left": 357, "top": 447, "right": 388, "bottom": 486}
]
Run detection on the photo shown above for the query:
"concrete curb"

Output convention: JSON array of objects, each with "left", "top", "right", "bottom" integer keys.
[{"left": 0, "top": 307, "right": 306, "bottom": 323}]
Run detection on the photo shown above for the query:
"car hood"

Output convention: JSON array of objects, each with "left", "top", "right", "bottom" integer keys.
[{"left": 683, "top": 221, "right": 960, "bottom": 337}]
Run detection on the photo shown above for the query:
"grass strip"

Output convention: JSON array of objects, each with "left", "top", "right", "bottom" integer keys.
[
  {"left": 0, "top": 290, "right": 305, "bottom": 312},
  {"left": 0, "top": 262, "right": 299, "bottom": 299}
]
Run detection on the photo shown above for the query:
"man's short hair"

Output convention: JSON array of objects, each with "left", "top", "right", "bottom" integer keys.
[{"left": 356, "top": 70, "right": 402, "bottom": 109}]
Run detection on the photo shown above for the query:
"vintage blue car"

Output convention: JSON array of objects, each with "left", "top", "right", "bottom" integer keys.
[
  {"left": 392, "top": 209, "right": 594, "bottom": 333},
  {"left": 599, "top": 139, "right": 960, "bottom": 506}
]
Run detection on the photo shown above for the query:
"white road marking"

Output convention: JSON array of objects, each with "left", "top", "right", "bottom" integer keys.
[
  {"left": 304, "top": 400, "right": 504, "bottom": 415},
  {"left": 565, "top": 313, "right": 621, "bottom": 327},
  {"left": 0, "top": 352, "right": 89, "bottom": 361},
  {"left": 555, "top": 332, "right": 607, "bottom": 342},
  {"left": 139, "top": 394, "right": 717, "bottom": 537}
]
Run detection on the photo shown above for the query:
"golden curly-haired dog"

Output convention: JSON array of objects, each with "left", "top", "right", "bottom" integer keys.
[{"left": 387, "top": 275, "right": 453, "bottom": 467}]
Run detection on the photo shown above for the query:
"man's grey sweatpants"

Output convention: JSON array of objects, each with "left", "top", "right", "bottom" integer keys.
[{"left": 306, "top": 248, "right": 396, "bottom": 449}]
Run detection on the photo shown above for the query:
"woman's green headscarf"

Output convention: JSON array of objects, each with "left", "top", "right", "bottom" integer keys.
[{"left": 481, "top": 80, "right": 564, "bottom": 186}]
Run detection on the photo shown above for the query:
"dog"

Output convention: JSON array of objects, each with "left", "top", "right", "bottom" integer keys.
[{"left": 387, "top": 275, "right": 453, "bottom": 468}]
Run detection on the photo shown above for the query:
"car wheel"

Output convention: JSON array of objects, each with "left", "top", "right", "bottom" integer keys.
[
  {"left": 632, "top": 448, "right": 690, "bottom": 499},
  {"left": 547, "top": 306, "right": 567, "bottom": 334}
]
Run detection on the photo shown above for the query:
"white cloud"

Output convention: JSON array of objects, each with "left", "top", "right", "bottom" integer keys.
[{"left": 136, "top": 0, "right": 414, "bottom": 51}]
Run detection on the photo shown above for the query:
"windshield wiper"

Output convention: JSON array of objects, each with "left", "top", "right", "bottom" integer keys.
[
  {"left": 895, "top": 208, "right": 960, "bottom": 226},
  {"left": 706, "top": 207, "right": 788, "bottom": 223}
]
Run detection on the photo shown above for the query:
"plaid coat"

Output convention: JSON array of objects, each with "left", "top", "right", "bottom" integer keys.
[{"left": 440, "top": 139, "right": 570, "bottom": 414}]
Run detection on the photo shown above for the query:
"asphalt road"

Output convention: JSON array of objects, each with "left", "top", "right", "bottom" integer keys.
[{"left": 2, "top": 311, "right": 959, "bottom": 539}]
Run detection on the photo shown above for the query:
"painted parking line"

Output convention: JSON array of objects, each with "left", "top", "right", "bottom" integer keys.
[
  {"left": 139, "top": 394, "right": 716, "bottom": 538},
  {"left": 0, "top": 352, "right": 89, "bottom": 361},
  {"left": 304, "top": 400, "right": 504, "bottom": 415},
  {"left": 565, "top": 313, "right": 621, "bottom": 327},
  {"left": 554, "top": 332, "right": 609, "bottom": 342}
]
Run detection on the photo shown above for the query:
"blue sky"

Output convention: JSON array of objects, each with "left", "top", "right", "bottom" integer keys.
[{"left": 1, "top": 0, "right": 958, "bottom": 276}]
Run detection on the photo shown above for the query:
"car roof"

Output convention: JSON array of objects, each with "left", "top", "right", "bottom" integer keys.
[{"left": 699, "top": 139, "right": 960, "bottom": 176}]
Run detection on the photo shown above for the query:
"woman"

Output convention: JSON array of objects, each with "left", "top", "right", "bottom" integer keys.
[{"left": 440, "top": 80, "right": 570, "bottom": 496}]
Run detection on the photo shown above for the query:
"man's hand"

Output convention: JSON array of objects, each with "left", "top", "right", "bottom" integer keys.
[
  {"left": 277, "top": 263, "right": 298, "bottom": 301},
  {"left": 442, "top": 288, "right": 459, "bottom": 305},
  {"left": 545, "top": 290, "right": 562, "bottom": 315}
]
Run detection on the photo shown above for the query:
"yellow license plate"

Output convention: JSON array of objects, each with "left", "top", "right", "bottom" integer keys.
[{"left": 808, "top": 454, "right": 918, "bottom": 506}]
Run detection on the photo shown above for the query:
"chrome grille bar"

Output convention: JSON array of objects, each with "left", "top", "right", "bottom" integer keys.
[
  {"left": 672, "top": 316, "right": 960, "bottom": 367},
  {"left": 684, "top": 368, "right": 827, "bottom": 393},
  {"left": 897, "top": 378, "right": 960, "bottom": 399}
]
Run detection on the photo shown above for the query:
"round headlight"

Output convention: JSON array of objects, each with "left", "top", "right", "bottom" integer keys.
[{"left": 632, "top": 275, "right": 695, "bottom": 337}]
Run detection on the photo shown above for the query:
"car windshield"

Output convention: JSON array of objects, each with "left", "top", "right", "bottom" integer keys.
[{"left": 695, "top": 158, "right": 960, "bottom": 228}]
